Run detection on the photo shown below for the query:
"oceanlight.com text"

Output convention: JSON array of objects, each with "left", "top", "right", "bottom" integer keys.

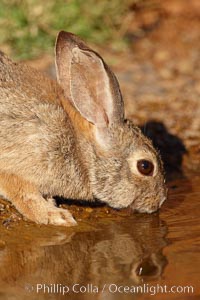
[{"left": 25, "top": 283, "right": 194, "bottom": 296}]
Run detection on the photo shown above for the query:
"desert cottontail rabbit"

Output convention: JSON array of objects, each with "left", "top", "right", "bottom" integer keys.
[{"left": 0, "top": 31, "right": 167, "bottom": 226}]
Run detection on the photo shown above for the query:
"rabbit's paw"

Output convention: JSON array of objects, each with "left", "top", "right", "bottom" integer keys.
[{"left": 47, "top": 207, "right": 77, "bottom": 226}]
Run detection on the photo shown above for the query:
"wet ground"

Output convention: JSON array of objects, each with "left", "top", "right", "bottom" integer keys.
[{"left": 0, "top": 1, "right": 200, "bottom": 299}]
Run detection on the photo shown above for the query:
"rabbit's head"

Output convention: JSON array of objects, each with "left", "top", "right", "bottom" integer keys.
[{"left": 55, "top": 31, "right": 167, "bottom": 213}]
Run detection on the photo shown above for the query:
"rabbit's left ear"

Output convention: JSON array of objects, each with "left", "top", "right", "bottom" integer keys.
[{"left": 55, "top": 31, "right": 124, "bottom": 127}]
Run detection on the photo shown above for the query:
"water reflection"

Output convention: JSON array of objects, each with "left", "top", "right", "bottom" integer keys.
[{"left": 0, "top": 214, "right": 167, "bottom": 300}]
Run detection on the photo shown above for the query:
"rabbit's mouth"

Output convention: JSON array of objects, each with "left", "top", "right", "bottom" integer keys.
[
  {"left": 133, "top": 205, "right": 159, "bottom": 214},
  {"left": 131, "top": 194, "right": 167, "bottom": 214}
]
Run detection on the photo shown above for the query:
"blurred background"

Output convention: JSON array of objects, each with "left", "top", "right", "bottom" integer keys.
[
  {"left": 0, "top": 0, "right": 199, "bottom": 176},
  {"left": 0, "top": 0, "right": 138, "bottom": 59},
  {"left": 0, "top": 0, "right": 199, "bottom": 60}
]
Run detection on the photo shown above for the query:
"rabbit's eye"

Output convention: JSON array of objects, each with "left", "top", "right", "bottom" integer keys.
[{"left": 137, "top": 160, "right": 154, "bottom": 176}]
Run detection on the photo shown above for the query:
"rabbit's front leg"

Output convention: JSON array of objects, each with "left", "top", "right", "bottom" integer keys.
[{"left": 0, "top": 172, "right": 77, "bottom": 226}]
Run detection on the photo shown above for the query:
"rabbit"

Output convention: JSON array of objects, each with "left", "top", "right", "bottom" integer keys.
[{"left": 0, "top": 31, "right": 167, "bottom": 226}]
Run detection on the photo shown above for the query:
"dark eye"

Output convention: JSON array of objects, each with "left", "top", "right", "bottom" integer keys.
[{"left": 137, "top": 160, "right": 154, "bottom": 176}]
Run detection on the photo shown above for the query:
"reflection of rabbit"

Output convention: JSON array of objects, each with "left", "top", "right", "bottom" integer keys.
[
  {"left": 0, "top": 31, "right": 166, "bottom": 226},
  {"left": 89, "top": 217, "right": 167, "bottom": 287},
  {"left": 0, "top": 215, "right": 167, "bottom": 300}
]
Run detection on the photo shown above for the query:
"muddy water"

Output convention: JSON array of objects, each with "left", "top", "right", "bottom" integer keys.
[{"left": 0, "top": 172, "right": 199, "bottom": 300}]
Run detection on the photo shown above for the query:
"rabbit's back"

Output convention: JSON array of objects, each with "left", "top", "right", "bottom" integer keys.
[
  {"left": 0, "top": 51, "right": 63, "bottom": 107},
  {"left": 0, "top": 51, "right": 86, "bottom": 198}
]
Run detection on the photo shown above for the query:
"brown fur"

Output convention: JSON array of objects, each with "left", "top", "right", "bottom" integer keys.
[{"left": 0, "top": 32, "right": 167, "bottom": 226}]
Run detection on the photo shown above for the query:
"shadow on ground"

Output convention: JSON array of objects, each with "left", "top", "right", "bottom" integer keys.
[{"left": 140, "top": 121, "right": 187, "bottom": 180}]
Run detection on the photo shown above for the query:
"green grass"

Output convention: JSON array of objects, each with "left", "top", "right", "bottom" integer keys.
[{"left": 0, "top": 0, "right": 138, "bottom": 60}]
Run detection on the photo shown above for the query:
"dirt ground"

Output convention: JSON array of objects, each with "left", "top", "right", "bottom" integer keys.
[{"left": 115, "top": 0, "right": 200, "bottom": 177}]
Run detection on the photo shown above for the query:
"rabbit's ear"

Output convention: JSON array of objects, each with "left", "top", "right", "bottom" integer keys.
[{"left": 55, "top": 31, "right": 124, "bottom": 127}]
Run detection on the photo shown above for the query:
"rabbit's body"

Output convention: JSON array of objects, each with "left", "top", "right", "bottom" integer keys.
[
  {"left": 0, "top": 52, "right": 90, "bottom": 200},
  {"left": 0, "top": 32, "right": 167, "bottom": 226},
  {"left": 0, "top": 51, "right": 94, "bottom": 225}
]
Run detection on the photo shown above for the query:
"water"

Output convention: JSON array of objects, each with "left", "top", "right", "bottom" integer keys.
[{"left": 0, "top": 172, "right": 199, "bottom": 300}]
